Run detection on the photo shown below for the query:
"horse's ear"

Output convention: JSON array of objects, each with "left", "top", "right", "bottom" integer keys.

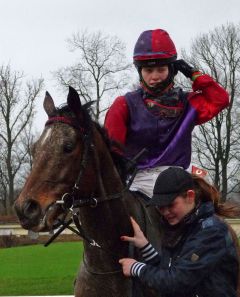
[
  {"left": 44, "top": 91, "right": 56, "bottom": 116},
  {"left": 67, "top": 86, "right": 82, "bottom": 117},
  {"left": 83, "top": 100, "right": 96, "bottom": 111}
]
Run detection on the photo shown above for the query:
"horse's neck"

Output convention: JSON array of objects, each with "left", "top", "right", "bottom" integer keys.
[
  {"left": 79, "top": 147, "right": 132, "bottom": 272},
  {"left": 97, "top": 148, "right": 124, "bottom": 196},
  {"left": 79, "top": 201, "right": 132, "bottom": 273}
]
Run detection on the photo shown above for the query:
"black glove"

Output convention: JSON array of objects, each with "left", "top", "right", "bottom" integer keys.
[{"left": 174, "top": 59, "right": 198, "bottom": 79}]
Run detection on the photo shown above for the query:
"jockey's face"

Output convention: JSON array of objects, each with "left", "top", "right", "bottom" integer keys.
[
  {"left": 141, "top": 65, "right": 169, "bottom": 88},
  {"left": 157, "top": 190, "right": 195, "bottom": 225}
]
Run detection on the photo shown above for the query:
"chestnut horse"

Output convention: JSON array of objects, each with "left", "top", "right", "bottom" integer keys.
[{"left": 14, "top": 87, "right": 162, "bottom": 297}]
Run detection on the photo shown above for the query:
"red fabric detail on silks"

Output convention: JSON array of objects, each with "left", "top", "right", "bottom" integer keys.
[
  {"left": 189, "top": 74, "right": 229, "bottom": 125},
  {"left": 144, "top": 99, "right": 184, "bottom": 117},
  {"left": 144, "top": 99, "right": 183, "bottom": 110},
  {"left": 104, "top": 96, "right": 129, "bottom": 146}
]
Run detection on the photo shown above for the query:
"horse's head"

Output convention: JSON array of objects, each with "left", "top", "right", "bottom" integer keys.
[{"left": 14, "top": 87, "right": 99, "bottom": 232}]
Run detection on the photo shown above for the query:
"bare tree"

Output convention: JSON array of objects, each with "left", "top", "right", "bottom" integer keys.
[
  {"left": 17, "top": 118, "right": 37, "bottom": 186},
  {"left": 0, "top": 64, "right": 44, "bottom": 214},
  {"left": 54, "top": 30, "right": 132, "bottom": 121},
  {"left": 181, "top": 23, "right": 240, "bottom": 200},
  {"left": 0, "top": 162, "right": 7, "bottom": 215}
]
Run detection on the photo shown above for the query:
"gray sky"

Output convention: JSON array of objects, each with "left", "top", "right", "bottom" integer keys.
[{"left": 0, "top": 0, "right": 239, "bottom": 131}]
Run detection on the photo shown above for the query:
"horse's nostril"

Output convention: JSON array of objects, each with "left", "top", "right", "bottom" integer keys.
[
  {"left": 22, "top": 199, "right": 42, "bottom": 222},
  {"left": 14, "top": 199, "right": 42, "bottom": 229}
]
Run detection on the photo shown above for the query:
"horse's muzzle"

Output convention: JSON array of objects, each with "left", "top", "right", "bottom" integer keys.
[{"left": 14, "top": 199, "right": 43, "bottom": 230}]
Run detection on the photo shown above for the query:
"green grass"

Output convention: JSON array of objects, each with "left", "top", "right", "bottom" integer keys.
[{"left": 0, "top": 242, "right": 83, "bottom": 295}]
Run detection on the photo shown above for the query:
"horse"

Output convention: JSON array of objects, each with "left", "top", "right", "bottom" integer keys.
[{"left": 14, "top": 86, "right": 162, "bottom": 297}]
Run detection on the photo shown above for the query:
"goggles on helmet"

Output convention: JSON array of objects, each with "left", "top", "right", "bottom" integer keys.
[{"left": 134, "top": 57, "right": 177, "bottom": 68}]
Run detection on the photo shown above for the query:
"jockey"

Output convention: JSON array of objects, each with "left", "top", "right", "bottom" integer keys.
[{"left": 104, "top": 28, "right": 229, "bottom": 197}]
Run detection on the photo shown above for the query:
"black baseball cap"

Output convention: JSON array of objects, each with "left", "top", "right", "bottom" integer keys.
[{"left": 148, "top": 167, "right": 194, "bottom": 207}]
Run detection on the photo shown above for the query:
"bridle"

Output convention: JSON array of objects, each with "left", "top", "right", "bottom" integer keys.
[
  {"left": 46, "top": 115, "right": 126, "bottom": 209},
  {"left": 43, "top": 114, "right": 127, "bottom": 258},
  {"left": 45, "top": 115, "right": 96, "bottom": 209},
  {"left": 43, "top": 114, "right": 129, "bottom": 275}
]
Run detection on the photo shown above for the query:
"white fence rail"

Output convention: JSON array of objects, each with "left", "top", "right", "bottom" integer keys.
[
  {"left": 1, "top": 219, "right": 240, "bottom": 237},
  {"left": 0, "top": 224, "right": 76, "bottom": 236},
  {"left": 225, "top": 219, "right": 240, "bottom": 237}
]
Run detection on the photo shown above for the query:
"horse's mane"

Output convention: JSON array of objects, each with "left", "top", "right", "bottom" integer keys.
[
  {"left": 94, "top": 123, "right": 129, "bottom": 183},
  {"left": 57, "top": 103, "right": 129, "bottom": 183}
]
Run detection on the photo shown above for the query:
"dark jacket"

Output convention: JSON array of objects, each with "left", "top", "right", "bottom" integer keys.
[{"left": 135, "top": 202, "right": 239, "bottom": 297}]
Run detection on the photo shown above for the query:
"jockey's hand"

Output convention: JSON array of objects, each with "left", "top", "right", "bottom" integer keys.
[
  {"left": 174, "top": 59, "right": 199, "bottom": 79},
  {"left": 119, "top": 258, "right": 137, "bottom": 277},
  {"left": 120, "top": 217, "right": 149, "bottom": 248}
]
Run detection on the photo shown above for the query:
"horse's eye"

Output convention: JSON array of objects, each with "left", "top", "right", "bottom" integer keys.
[{"left": 63, "top": 142, "right": 74, "bottom": 153}]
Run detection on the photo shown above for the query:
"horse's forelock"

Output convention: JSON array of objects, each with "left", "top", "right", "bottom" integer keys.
[{"left": 57, "top": 104, "right": 73, "bottom": 116}]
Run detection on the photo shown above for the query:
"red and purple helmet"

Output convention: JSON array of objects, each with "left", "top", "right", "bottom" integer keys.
[{"left": 133, "top": 29, "right": 177, "bottom": 68}]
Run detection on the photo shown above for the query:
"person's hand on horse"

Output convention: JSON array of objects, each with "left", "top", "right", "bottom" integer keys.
[
  {"left": 119, "top": 258, "right": 137, "bottom": 277},
  {"left": 120, "top": 217, "right": 149, "bottom": 248}
]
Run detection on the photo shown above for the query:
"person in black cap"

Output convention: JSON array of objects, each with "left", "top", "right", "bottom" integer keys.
[
  {"left": 119, "top": 167, "right": 240, "bottom": 297},
  {"left": 147, "top": 166, "right": 195, "bottom": 226}
]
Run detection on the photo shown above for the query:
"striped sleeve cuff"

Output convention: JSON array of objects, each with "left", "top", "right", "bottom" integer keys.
[
  {"left": 140, "top": 242, "right": 158, "bottom": 262},
  {"left": 191, "top": 71, "right": 203, "bottom": 81},
  {"left": 130, "top": 261, "right": 146, "bottom": 277}
]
